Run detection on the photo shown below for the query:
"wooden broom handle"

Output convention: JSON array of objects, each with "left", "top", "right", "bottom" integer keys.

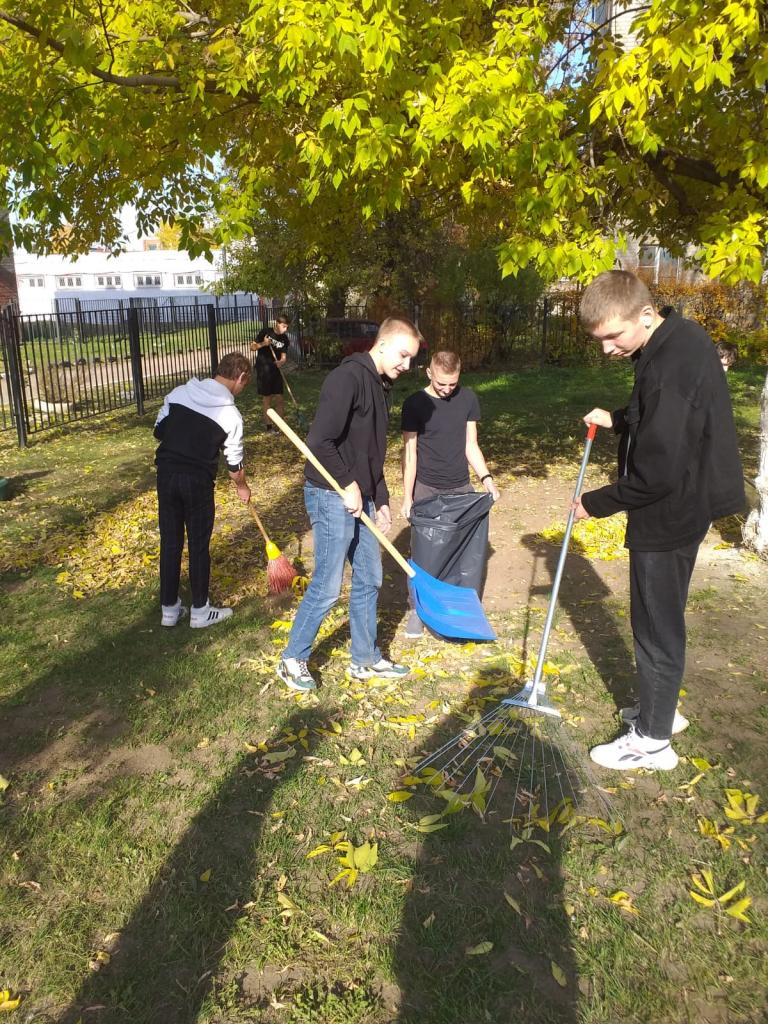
[
  {"left": 267, "top": 408, "right": 415, "bottom": 578},
  {"left": 271, "top": 346, "right": 299, "bottom": 405},
  {"left": 248, "top": 504, "right": 270, "bottom": 544}
]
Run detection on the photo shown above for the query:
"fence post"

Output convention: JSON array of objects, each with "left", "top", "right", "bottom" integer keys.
[
  {"left": 2, "top": 310, "right": 28, "bottom": 448},
  {"left": 207, "top": 304, "right": 219, "bottom": 376},
  {"left": 540, "top": 297, "right": 550, "bottom": 365},
  {"left": 127, "top": 307, "right": 145, "bottom": 416}
]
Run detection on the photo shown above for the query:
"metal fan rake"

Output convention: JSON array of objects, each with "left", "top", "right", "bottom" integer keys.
[{"left": 411, "top": 423, "right": 616, "bottom": 831}]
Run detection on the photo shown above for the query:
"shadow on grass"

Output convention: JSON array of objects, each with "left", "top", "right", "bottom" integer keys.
[
  {"left": 0, "top": 475, "right": 308, "bottom": 780},
  {"left": 58, "top": 708, "right": 334, "bottom": 1024},
  {"left": 520, "top": 533, "right": 635, "bottom": 718},
  {"left": 392, "top": 691, "right": 583, "bottom": 1024}
]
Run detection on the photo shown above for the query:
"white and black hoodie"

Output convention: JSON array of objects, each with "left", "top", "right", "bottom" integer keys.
[{"left": 154, "top": 377, "right": 244, "bottom": 481}]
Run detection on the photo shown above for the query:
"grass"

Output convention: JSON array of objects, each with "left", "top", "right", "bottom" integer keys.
[{"left": 1, "top": 364, "right": 767, "bottom": 1024}]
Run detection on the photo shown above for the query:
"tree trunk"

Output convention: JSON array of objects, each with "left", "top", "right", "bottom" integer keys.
[{"left": 743, "top": 369, "right": 768, "bottom": 554}]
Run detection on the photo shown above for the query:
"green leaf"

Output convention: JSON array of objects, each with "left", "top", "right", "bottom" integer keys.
[
  {"left": 551, "top": 961, "right": 567, "bottom": 987},
  {"left": 465, "top": 941, "right": 493, "bottom": 956}
]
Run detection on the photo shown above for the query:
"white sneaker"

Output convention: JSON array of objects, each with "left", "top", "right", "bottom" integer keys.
[
  {"left": 161, "top": 599, "right": 188, "bottom": 627},
  {"left": 349, "top": 658, "right": 410, "bottom": 680},
  {"left": 590, "top": 724, "right": 679, "bottom": 771},
  {"left": 277, "top": 658, "right": 317, "bottom": 692},
  {"left": 190, "top": 602, "right": 233, "bottom": 629},
  {"left": 620, "top": 703, "right": 689, "bottom": 735}
]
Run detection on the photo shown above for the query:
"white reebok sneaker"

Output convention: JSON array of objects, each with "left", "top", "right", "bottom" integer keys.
[
  {"left": 590, "top": 724, "right": 679, "bottom": 771},
  {"left": 190, "top": 602, "right": 233, "bottom": 629},
  {"left": 161, "top": 599, "right": 188, "bottom": 627}
]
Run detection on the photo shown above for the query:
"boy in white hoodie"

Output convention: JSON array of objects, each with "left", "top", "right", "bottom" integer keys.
[{"left": 153, "top": 353, "right": 252, "bottom": 628}]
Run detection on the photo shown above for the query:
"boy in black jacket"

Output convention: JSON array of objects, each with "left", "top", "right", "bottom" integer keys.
[
  {"left": 574, "top": 271, "right": 744, "bottom": 770},
  {"left": 154, "top": 352, "right": 252, "bottom": 629},
  {"left": 277, "top": 318, "right": 422, "bottom": 692}
]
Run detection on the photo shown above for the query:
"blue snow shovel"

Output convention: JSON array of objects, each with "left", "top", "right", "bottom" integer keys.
[{"left": 267, "top": 410, "right": 496, "bottom": 642}]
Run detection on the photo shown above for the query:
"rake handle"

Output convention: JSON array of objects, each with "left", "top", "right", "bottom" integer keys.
[
  {"left": 248, "top": 504, "right": 271, "bottom": 545},
  {"left": 270, "top": 346, "right": 300, "bottom": 408},
  {"left": 267, "top": 409, "right": 415, "bottom": 578},
  {"left": 530, "top": 422, "right": 599, "bottom": 692}
]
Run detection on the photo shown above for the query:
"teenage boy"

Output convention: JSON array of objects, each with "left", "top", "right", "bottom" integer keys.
[
  {"left": 574, "top": 270, "right": 744, "bottom": 770},
  {"left": 250, "top": 314, "right": 290, "bottom": 430},
  {"left": 277, "top": 317, "right": 422, "bottom": 692},
  {"left": 400, "top": 349, "right": 500, "bottom": 636},
  {"left": 154, "top": 352, "right": 252, "bottom": 629},
  {"left": 716, "top": 341, "right": 738, "bottom": 372}
]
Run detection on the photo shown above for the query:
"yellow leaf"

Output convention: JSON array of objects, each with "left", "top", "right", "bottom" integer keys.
[
  {"left": 350, "top": 841, "right": 378, "bottom": 872},
  {"left": 724, "top": 897, "right": 752, "bottom": 923},
  {"left": 689, "top": 757, "right": 717, "bottom": 772},
  {"left": 0, "top": 775, "right": 8, "bottom": 792},
  {"left": 199, "top": 869, "right": 212, "bottom": 883},
  {"left": 718, "top": 880, "right": 745, "bottom": 905},
  {"left": 465, "top": 941, "right": 493, "bottom": 956},
  {"left": 386, "top": 791, "right": 414, "bottom": 802},
  {"left": 689, "top": 890, "right": 716, "bottom": 907},
  {"left": 306, "top": 844, "right": 332, "bottom": 858},
  {"left": 0, "top": 989, "right": 21, "bottom": 1011},
  {"left": 551, "top": 961, "right": 567, "bottom": 987}
]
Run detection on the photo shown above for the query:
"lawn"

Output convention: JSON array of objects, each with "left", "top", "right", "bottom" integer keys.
[{"left": 1, "top": 364, "right": 766, "bottom": 1024}]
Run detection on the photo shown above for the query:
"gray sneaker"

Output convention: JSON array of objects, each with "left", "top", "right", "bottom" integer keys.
[
  {"left": 277, "top": 657, "right": 317, "bottom": 692},
  {"left": 404, "top": 611, "right": 424, "bottom": 638},
  {"left": 161, "top": 599, "right": 188, "bottom": 627},
  {"left": 349, "top": 658, "right": 410, "bottom": 680}
]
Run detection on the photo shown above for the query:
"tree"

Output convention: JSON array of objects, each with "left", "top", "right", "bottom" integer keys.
[
  {"left": 1, "top": 0, "right": 766, "bottom": 545},
  {"left": 1, "top": 0, "right": 767, "bottom": 280}
]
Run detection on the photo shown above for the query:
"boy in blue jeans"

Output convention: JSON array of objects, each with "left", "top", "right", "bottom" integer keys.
[{"left": 277, "top": 318, "right": 422, "bottom": 692}]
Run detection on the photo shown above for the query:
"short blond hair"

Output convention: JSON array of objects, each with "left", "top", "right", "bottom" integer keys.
[
  {"left": 580, "top": 270, "right": 655, "bottom": 330},
  {"left": 376, "top": 316, "right": 423, "bottom": 344},
  {"left": 431, "top": 350, "right": 461, "bottom": 374}
]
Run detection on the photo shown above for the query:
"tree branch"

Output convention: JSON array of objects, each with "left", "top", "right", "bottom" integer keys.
[{"left": 0, "top": 8, "right": 258, "bottom": 99}]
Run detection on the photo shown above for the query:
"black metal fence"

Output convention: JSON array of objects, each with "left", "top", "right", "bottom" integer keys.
[{"left": 0, "top": 294, "right": 587, "bottom": 446}]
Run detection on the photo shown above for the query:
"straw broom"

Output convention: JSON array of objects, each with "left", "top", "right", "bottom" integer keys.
[{"left": 247, "top": 505, "right": 299, "bottom": 594}]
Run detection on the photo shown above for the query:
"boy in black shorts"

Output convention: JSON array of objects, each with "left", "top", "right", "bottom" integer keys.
[{"left": 250, "top": 314, "right": 290, "bottom": 430}]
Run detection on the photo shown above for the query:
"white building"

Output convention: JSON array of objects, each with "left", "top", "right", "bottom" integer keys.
[{"left": 13, "top": 247, "right": 256, "bottom": 316}]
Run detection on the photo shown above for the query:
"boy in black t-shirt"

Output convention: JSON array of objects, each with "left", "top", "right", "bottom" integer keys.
[
  {"left": 400, "top": 350, "right": 500, "bottom": 635},
  {"left": 250, "top": 314, "right": 290, "bottom": 431}
]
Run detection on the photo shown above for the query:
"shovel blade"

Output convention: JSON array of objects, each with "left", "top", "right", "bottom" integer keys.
[{"left": 408, "top": 561, "right": 496, "bottom": 641}]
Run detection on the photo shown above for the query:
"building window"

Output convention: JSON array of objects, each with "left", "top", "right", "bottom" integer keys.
[
  {"left": 175, "top": 273, "right": 204, "bottom": 286},
  {"left": 136, "top": 274, "right": 162, "bottom": 287},
  {"left": 57, "top": 276, "right": 82, "bottom": 288}
]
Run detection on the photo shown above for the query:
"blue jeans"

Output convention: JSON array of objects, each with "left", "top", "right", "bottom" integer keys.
[{"left": 283, "top": 484, "right": 383, "bottom": 665}]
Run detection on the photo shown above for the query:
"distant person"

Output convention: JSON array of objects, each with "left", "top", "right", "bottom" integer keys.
[
  {"left": 400, "top": 349, "right": 500, "bottom": 636},
  {"left": 154, "top": 353, "right": 252, "bottom": 629},
  {"left": 716, "top": 341, "right": 738, "bottom": 372},
  {"left": 277, "top": 318, "right": 422, "bottom": 693},
  {"left": 573, "top": 271, "right": 744, "bottom": 771},
  {"left": 251, "top": 314, "right": 290, "bottom": 431}
]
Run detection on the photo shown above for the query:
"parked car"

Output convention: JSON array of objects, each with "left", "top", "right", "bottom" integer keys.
[
  {"left": 325, "top": 318, "right": 380, "bottom": 357},
  {"left": 302, "top": 317, "right": 428, "bottom": 365}
]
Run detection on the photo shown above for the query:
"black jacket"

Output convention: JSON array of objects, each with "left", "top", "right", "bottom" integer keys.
[
  {"left": 581, "top": 311, "right": 745, "bottom": 550},
  {"left": 304, "top": 353, "right": 391, "bottom": 506}
]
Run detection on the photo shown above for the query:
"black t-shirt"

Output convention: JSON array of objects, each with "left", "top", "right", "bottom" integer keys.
[
  {"left": 254, "top": 327, "right": 289, "bottom": 369},
  {"left": 401, "top": 386, "right": 481, "bottom": 488}
]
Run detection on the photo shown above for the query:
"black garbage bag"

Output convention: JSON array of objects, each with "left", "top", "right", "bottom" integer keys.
[{"left": 409, "top": 491, "right": 493, "bottom": 596}]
